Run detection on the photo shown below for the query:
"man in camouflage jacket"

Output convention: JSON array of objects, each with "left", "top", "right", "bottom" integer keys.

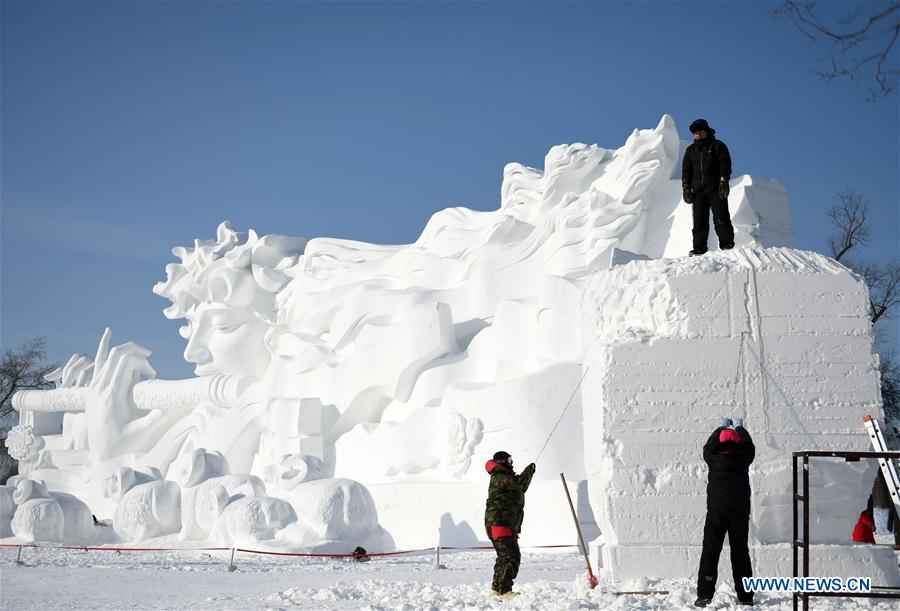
[{"left": 484, "top": 451, "right": 536, "bottom": 598}]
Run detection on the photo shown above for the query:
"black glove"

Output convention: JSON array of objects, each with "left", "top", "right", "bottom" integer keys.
[
  {"left": 718, "top": 177, "right": 729, "bottom": 200},
  {"left": 682, "top": 182, "right": 694, "bottom": 204},
  {"left": 525, "top": 463, "right": 536, "bottom": 475}
]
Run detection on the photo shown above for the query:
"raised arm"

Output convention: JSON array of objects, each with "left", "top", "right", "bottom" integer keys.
[
  {"left": 518, "top": 463, "right": 536, "bottom": 492},
  {"left": 736, "top": 425, "right": 755, "bottom": 466}
]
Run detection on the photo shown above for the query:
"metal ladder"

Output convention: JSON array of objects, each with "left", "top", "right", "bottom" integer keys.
[{"left": 863, "top": 415, "right": 900, "bottom": 515}]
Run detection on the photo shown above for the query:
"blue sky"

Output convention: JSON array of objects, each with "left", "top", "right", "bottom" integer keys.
[{"left": 2, "top": 1, "right": 898, "bottom": 378}]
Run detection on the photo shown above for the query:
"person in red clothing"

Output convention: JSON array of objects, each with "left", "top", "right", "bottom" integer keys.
[{"left": 852, "top": 509, "right": 876, "bottom": 544}]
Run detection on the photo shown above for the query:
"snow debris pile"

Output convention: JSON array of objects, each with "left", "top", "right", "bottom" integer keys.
[{"left": 5, "top": 116, "right": 890, "bottom": 586}]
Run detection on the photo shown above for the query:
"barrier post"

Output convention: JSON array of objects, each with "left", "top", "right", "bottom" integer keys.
[
  {"left": 15, "top": 544, "right": 23, "bottom": 566},
  {"left": 227, "top": 547, "right": 236, "bottom": 572},
  {"left": 435, "top": 529, "right": 445, "bottom": 569}
]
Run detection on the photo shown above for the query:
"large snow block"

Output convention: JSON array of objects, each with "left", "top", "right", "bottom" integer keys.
[{"left": 583, "top": 248, "right": 886, "bottom": 582}]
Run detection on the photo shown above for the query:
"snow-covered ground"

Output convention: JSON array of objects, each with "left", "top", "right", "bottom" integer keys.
[{"left": 2, "top": 545, "right": 897, "bottom": 610}]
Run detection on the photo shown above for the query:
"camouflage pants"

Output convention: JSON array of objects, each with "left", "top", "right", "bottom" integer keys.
[{"left": 491, "top": 536, "right": 521, "bottom": 594}]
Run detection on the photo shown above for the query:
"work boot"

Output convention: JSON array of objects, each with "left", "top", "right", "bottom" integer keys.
[
  {"left": 720, "top": 242, "right": 735, "bottom": 250},
  {"left": 689, "top": 249, "right": 707, "bottom": 257},
  {"left": 497, "top": 591, "right": 520, "bottom": 601},
  {"left": 694, "top": 596, "right": 712, "bottom": 607}
]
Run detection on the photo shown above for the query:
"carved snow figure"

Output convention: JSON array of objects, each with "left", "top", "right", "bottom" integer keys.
[
  {"left": 9, "top": 478, "right": 93, "bottom": 541},
  {"left": 281, "top": 478, "right": 379, "bottom": 543},
  {"left": 179, "top": 473, "right": 266, "bottom": 541},
  {"left": 113, "top": 480, "right": 182, "bottom": 541},
  {"left": 12, "top": 498, "right": 64, "bottom": 542},
  {"left": 210, "top": 495, "right": 298, "bottom": 545}
]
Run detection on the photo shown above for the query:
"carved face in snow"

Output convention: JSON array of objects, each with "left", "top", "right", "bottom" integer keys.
[
  {"left": 154, "top": 222, "right": 306, "bottom": 382},
  {"left": 183, "top": 302, "right": 272, "bottom": 379}
]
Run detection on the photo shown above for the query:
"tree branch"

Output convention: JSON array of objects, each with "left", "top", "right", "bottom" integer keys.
[{"left": 779, "top": 1, "right": 900, "bottom": 99}]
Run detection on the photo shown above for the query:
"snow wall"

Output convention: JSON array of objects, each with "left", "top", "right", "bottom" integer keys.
[
  {"left": 582, "top": 249, "right": 896, "bottom": 583},
  {"left": 6, "top": 115, "right": 896, "bottom": 585}
]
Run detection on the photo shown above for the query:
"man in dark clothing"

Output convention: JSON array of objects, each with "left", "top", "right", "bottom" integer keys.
[
  {"left": 484, "top": 451, "right": 536, "bottom": 600},
  {"left": 696, "top": 419, "right": 755, "bottom": 607},
  {"left": 682, "top": 119, "right": 735, "bottom": 256}
]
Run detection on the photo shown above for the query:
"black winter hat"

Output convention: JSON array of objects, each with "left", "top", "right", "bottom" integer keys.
[
  {"left": 492, "top": 451, "right": 512, "bottom": 464},
  {"left": 689, "top": 118, "right": 715, "bottom": 134}
]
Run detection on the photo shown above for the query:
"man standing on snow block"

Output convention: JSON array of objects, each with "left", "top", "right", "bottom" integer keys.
[
  {"left": 485, "top": 451, "right": 536, "bottom": 601},
  {"left": 695, "top": 418, "right": 755, "bottom": 607},
  {"left": 682, "top": 118, "right": 735, "bottom": 256}
]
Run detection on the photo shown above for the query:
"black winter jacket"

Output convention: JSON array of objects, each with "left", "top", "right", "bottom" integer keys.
[
  {"left": 682, "top": 136, "right": 732, "bottom": 194},
  {"left": 703, "top": 426, "right": 755, "bottom": 510}
]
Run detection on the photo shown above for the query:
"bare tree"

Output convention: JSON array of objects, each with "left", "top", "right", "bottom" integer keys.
[
  {"left": 827, "top": 192, "right": 871, "bottom": 261},
  {"left": 826, "top": 192, "right": 900, "bottom": 326},
  {"left": 881, "top": 351, "right": 900, "bottom": 420},
  {"left": 778, "top": 1, "right": 900, "bottom": 100},
  {"left": 849, "top": 259, "right": 900, "bottom": 324},
  {"left": 823, "top": 190, "right": 900, "bottom": 427},
  {"left": 0, "top": 337, "right": 57, "bottom": 434}
]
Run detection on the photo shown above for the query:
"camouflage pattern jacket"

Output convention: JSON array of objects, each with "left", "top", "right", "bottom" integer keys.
[{"left": 484, "top": 460, "right": 536, "bottom": 535}]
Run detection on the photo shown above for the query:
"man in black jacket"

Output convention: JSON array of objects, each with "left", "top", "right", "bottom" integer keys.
[
  {"left": 682, "top": 119, "right": 735, "bottom": 256},
  {"left": 695, "top": 418, "right": 755, "bottom": 607}
]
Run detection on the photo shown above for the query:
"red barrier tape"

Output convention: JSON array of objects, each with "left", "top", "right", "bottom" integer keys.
[
  {"left": 0, "top": 543, "right": 229, "bottom": 552},
  {"left": 2, "top": 542, "right": 576, "bottom": 555},
  {"left": 60, "top": 546, "right": 232, "bottom": 552},
  {"left": 234, "top": 547, "right": 436, "bottom": 558}
]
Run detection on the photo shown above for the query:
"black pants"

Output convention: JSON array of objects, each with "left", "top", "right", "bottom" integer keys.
[
  {"left": 697, "top": 505, "right": 753, "bottom": 602},
  {"left": 491, "top": 536, "right": 521, "bottom": 594},
  {"left": 692, "top": 191, "right": 735, "bottom": 252}
]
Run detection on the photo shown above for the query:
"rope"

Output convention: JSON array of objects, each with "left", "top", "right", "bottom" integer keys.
[
  {"left": 535, "top": 365, "right": 590, "bottom": 464},
  {"left": 0, "top": 543, "right": 228, "bottom": 552},
  {"left": 234, "top": 547, "right": 435, "bottom": 558},
  {"left": 1, "top": 542, "right": 576, "bottom": 555},
  {"left": 729, "top": 332, "right": 747, "bottom": 414}
]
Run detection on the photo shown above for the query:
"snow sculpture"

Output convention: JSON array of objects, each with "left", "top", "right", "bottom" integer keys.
[
  {"left": 103, "top": 467, "right": 159, "bottom": 502},
  {"left": 7, "top": 115, "right": 889, "bottom": 585},
  {"left": 4, "top": 424, "right": 43, "bottom": 461},
  {"left": 210, "top": 495, "right": 297, "bottom": 545},
  {"left": 263, "top": 454, "right": 329, "bottom": 491},
  {"left": 9, "top": 478, "right": 93, "bottom": 541},
  {"left": 113, "top": 480, "right": 181, "bottom": 541},
  {"left": 167, "top": 448, "right": 229, "bottom": 487},
  {"left": 12, "top": 498, "right": 64, "bottom": 542},
  {"left": 282, "top": 478, "right": 379, "bottom": 542},
  {"left": 179, "top": 473, "right": 266, "bottom": 541}
]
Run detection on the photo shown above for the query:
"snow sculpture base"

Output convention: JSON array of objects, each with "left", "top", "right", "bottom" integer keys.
[
  {"left": 582, "top": 248, "right": 896, "bottom": 584},
  {"left": 594, "top": 543, "right": 899, "bottom": 586}
]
